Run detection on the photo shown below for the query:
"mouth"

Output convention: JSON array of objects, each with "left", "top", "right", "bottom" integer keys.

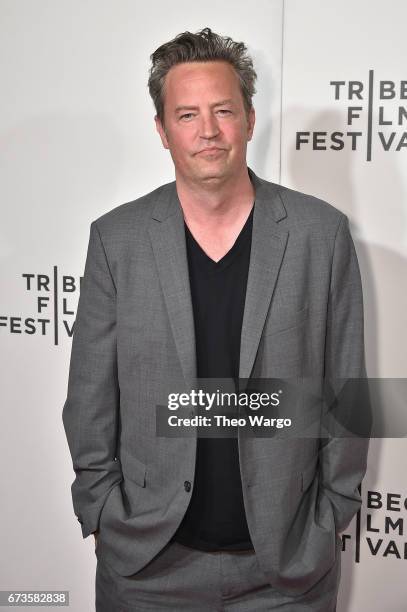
[{"left": 196, "top": 148, "right": 225, "bottom": 155}]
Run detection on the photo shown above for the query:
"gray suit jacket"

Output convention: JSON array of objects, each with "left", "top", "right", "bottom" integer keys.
[{"left": 62, "top": 167, "right": 369, "bottom": 596}]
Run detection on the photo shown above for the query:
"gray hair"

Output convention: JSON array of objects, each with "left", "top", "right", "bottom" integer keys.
[{"left": 148, "top": 27, "right": 257, "bottom": 126}]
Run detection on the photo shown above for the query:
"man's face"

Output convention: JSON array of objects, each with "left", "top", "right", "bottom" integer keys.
[{"left": 155, "top": 61, "right": 255, "bottom": 186}]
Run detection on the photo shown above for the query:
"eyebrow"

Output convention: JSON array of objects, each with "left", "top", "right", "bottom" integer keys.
[{"left": 174, "top": 99, "right": 234, "bottom": 113}]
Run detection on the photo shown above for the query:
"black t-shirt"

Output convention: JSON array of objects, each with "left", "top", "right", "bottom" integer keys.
[{"left": 171, "top": 204, "right": 255, "bottom": 551}]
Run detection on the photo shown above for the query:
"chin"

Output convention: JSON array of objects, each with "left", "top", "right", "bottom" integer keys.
[
  {"left": 195, "top": 163, "right": 230, "bottom": 181},
  {"left": 198, "top": 171, "right": 227, "bottom": 183}
]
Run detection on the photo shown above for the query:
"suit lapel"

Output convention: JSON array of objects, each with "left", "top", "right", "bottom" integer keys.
[
  {"left": 239, "top": 169, "right": 289, "bottom": 379},
  {"left": 148, "top": 168, "right": 289, "bottom": 389},
  {"left": 148, "top": 182, "right": 198, "bottom": 391}
]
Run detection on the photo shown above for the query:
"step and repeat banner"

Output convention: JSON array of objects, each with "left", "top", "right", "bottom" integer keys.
[
  {"left": 0, "top": 1, "right": 405, "bottom": 610},
  {"left": 281, "top": 2, "right": 407, "bottom": 611}
]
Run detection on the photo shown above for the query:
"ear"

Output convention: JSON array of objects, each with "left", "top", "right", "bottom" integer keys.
[
  {"left": 155, "top": 115, "right": 169, "bottom": 149},
  {"left": 247, "top": 106, "right": 255, "bottom": 141}
]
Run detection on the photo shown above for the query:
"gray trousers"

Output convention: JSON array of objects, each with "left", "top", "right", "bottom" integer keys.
[{"left": 95, "top": 538, "right": 341, "bottom": 611}]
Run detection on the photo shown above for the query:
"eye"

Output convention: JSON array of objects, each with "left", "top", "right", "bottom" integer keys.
[
  {"left": 217, "top": 109, "right": 232, "bottom": 115},
  {"left": 180, "top": 113, "right": 195, "bottom": 121}
]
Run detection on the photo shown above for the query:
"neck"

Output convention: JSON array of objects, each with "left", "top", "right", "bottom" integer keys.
[{"left": 175, "top": 166, "right": 255, "bottom": 229}]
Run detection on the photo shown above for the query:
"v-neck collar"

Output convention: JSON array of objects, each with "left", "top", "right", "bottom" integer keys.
[{"left": 184, "top": 204, "right": 254, "bottom": 272}]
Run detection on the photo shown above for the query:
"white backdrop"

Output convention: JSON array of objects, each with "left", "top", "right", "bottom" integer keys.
[
  {"left": 281, "top": 2, "right": 407, "bottom": 610},
  {"left": 0, "top": 1, "right": 405, "bottom": 610}
]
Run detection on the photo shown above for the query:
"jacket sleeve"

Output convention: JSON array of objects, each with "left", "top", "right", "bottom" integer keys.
[
  {"left": 319, "top": 213, "right": 371, "bottom": 534},
  {"left": 62, "top": 221, "right": 123, "bottom": 538}
]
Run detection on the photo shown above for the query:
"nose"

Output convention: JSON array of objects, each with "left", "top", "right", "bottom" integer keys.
[{"left": 199, "top": 112, "right": 220, "bottom": 140}]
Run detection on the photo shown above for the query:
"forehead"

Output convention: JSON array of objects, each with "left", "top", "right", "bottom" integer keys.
[{"left": 163, "top": 61, "right": 241, "bottom": 103}]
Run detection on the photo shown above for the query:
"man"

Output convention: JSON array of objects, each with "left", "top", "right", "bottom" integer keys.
[{"left": 62, "top": 27, "right": 370, "bottom": 611}]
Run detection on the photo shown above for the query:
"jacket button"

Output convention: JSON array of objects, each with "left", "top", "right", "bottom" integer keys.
[{"left": 184, "top": 480, "right": 191, "bottom": 492}]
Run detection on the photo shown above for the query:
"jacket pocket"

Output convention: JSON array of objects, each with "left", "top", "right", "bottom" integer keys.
[
  {"left": 263, "top": 305, "right": 309, "bottom": 337},
  {"left": 119, "top": 448, "right": 147, "bottom": 487}
]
